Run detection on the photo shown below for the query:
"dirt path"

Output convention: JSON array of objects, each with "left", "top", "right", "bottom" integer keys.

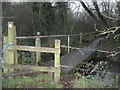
[{"left": 60, "top": 74, "right": 81, "bottom": 88}]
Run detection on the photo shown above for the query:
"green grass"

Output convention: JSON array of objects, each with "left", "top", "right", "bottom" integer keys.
[
  {"left": 73, "top": 75, "right": 118, "bottom": 88},
  {"left": 2, "top": 73, "right": 63, "bottom": 88}
]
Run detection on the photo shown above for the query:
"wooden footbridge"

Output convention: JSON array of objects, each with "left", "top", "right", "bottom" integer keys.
[
  {"left": 47, "top": 37, "right": 103, "bottom": 74},
  {"left": 2, "top": 22, "right": 102, "bottom": 83}
]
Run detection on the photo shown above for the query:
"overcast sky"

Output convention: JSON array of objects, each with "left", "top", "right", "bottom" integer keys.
[{"left": 1, "top": 0, "right": 120, "bottom": 2}]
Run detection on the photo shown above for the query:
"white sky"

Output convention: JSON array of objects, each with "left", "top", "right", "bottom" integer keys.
[
  {"left": 69, "top": 0, "right": 119, "bottom": 13},
  {"left": 1, "top": 0, "right": 120, "bottom": 2},
  {"left": 1, "top": 0, "right": 119, "bottom": 14}
]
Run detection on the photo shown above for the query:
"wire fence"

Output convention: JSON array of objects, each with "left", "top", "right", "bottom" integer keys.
[{"left": 61, "top": 45, "right": 115, "bottom": 53}]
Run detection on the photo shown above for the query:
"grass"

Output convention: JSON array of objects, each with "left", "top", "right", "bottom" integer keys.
[
  {"left": 2, "top": 73, "right": 63, "bottom": 88},
  {"left": 73, "top": 75, "right": 118, "bottom": 88},
  {"left": 2, "top": 72, "right": 119, "bottom": 88}
]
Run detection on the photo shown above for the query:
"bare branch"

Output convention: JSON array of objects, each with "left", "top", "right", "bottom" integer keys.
[
  {"left": 92, "top": 1, "right": 108, "bottom": 28},
  {"left": 102, "top": 13, "right": 120, "bottom": 21},
  {"left": 80, "top": 0, "right": 100, "bottom": 21},
  {"left": 95, "top": 24, "right": 120, "bottom": 38}
]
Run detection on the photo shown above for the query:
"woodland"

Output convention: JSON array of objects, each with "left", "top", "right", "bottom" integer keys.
[{"left": 2, "top": 0, "right": 120, "bottom": 88}]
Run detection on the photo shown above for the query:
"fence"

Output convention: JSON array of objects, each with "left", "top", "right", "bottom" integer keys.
[
  {"left": 2, "top": 21, "right": 100, "bottom": 83},
  {"left": 3, "top": 22, "right": 61, "bottom": 83},
  {"left": 15, "top": 32, "right": 84, "bottom": 54},
  {"left": 15, "top": 30, "right": 97, "bottom": 54}
]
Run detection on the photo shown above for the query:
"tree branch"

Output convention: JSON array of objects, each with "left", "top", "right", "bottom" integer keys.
[
  {"left": 93, "top": 1, "right": 109, "bottom": 28},
  {"left": 80, "top": 1, "right": 100, "bottom": 21}
]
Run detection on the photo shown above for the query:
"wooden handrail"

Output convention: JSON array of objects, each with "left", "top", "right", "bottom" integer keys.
[
  {"left": 7, "top": 45, "right": 60, "bottom": 53},
  {"left": 3, "top": 64, "right": 58, "bottom": 73}
]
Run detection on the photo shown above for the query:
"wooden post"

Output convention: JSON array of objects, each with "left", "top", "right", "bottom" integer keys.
[
  {"left": 80, "top": 33, "right": 82, "bottom": 45},
  {"left": 13, "top": 26, "right": 18, "bottom": 64},
  {"left": 54, "top": 40, "right": 60, "bottom": 83},
  {"left": 0, "top": 2, "right": 2, "bottom": 89},
  {"left": 3, "top": 36, "right": 9, "bottom": 73},
  {"left": 35, "top": 32, "right": 41, "bottom": 65},
  {"left": 8, "top": 22, "right": 15, "bottom": 72},
  {"left": 67, "top": 35, "right": 70, "bottom": 53}
]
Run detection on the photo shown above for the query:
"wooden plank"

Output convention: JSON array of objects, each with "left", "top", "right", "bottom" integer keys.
[
  {"left": 54, "top": 40, "right": 61, "bottom": 83},
  {"left": 35, "top": 32, "right": 41, "bottom": 65},
  {"left": 15, "top": 32, "right": 97, "bottom": 39},
  {"left": 15, "top": 35, "right": 70, "bottom": 39},
  {"left": 3, "top": 70, "right": 37, "bottom": 77},
  {"left": 7, "top": 45, "right": 60, "bottom": 53},
  {"left": 3, "top": 64, "right": 58, "bottom": 73},
  {"left": 54, "top": 40, "right": 60, "bottom": 67},
  {"left": 8, "top": 22, "right": 15, "bottom": 72},
  {"left": 13, "top": 26, "right": 18, "bottom": 64},
  {"left": 3, "top": 36, "right": 9, "bottom": 73},
  {"left": 54, "top": 68, "right": 60, "bottom": 83},
  {"left": 0, "top": 2, "right": 2, "bottom": 89}
]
